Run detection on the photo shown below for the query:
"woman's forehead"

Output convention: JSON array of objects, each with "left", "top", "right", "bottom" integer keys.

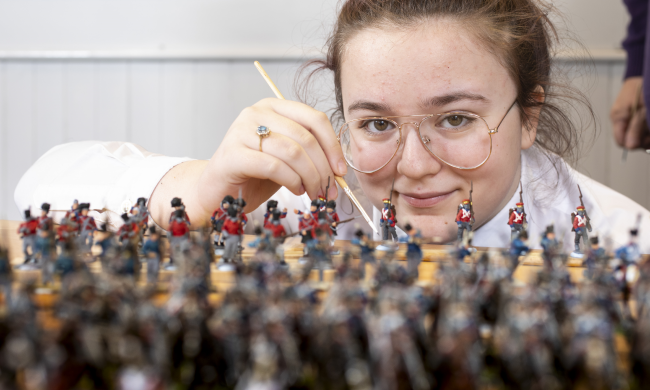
[{"left": 340, "top": 20, "right": 513, "bottom": 113}]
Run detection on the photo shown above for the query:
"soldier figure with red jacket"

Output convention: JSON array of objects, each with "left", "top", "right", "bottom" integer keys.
[
  {"left": 264, "top": 200, "right": 287, "bottom": 227},
  {"left": 168, "top": 209, "right": 190, "bottom": 268},
  {"left": 77, "top": 203, "right": 98, "bottom": 253},
  {"left": 508, "top": 202, "right": 526, "bottom": 241},
  {"left": 266, "top": 209, "right": 288, "bottom": 265},
  {"left": 326, "top": 200, "right": 340, "bottom": 238},
  {"left": 64, "top": 199, "right": 80, "bottom": 224},
  {"left": 455, "top": 199, "right": 474, "bottom": 242},
  {"left": 380, "top": 198, "right": 397, "bottom": 242},
  {"left": 294, "top": 199, "right": 320, "bottom": 221},
  {"left": 169, "top": 197, "right": 190, "bottom": 225},
  {"left": 18, "top": 209, "right": 39, "bottom": 264},
  {"left": 572, "top": 205, "right": 591, "bottom": 253},
  {"left": 221, "top": 206, "right": 245, "bottom": 264},
  {"left": 118, "top": 213, "right": 140, "bottom": 245},
  {"left": 37, "top": 203, "right": 53, "bottom": 233}
]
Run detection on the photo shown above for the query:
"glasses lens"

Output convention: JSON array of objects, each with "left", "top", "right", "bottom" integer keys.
[
  {"left": 340, "top": 118, "right": 400, "bottom": 173},
  {"left": 419, "top": 112, "right": 491, "bottom": 169}
]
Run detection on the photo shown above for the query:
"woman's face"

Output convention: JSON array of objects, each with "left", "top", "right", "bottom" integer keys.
[{"left": 340, "top": 18, "right": 532, "bottom": 241}]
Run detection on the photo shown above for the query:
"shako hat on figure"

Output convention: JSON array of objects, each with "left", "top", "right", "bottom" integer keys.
[
  {"left": 383, "top": 198, "right": 390, "bottom": 204},
  {"left": 576, "top": 205, "right": 585, "bottom": 211},
  {"left": 41, "top": 203, "right": 50, "bottom": 212},
  {"left": 171, "top": 197, "right": 182, "bottom": 207},
  {"left": 462, "top": 199, "right": 471, "bottom": 205},
  {"left": 516, "top": 202, "right": 524, "bottom": 207}
]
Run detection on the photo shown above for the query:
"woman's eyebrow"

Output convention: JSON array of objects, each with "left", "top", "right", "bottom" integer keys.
[
  {"left": 347, "top": 101, "right": 391, "bottom": 114},
  {"left": 421, "top": 92, "right": 490, "bottom": 108}
]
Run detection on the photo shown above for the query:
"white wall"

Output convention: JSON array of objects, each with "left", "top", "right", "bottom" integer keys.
[{"left": 0, "top": 0, "right": 646, "bottom": 221}]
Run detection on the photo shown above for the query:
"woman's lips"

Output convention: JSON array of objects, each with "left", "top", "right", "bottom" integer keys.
[{"left": 400, "top": 190, "right": 455, "bottom": 208}]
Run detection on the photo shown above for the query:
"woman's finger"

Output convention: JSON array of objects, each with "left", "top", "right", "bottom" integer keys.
[
  {"left": 235, "top": 148, "right": 305, "bottom": 196},
  {"left": 256, "top": 98, "right": 348, "bottom": 180},
  {"left": 240, "top": 106, "right": 338, "bottom": 199}
]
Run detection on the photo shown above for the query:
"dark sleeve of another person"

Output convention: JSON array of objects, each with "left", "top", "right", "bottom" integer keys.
[{"left": 622, "top": 0, "right": 648, "bottom": 79}]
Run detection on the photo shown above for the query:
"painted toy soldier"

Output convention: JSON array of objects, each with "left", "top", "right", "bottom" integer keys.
[
  {"left": 380, "top": 198, "right": 398, "bottom": 242},
  {"left": 0, "top": 247, "right": 12, "bottom": 304},
  {"left": 299, "top": 211, "right": 317, "bottom": 256},
  {"left": 317, "top": 195, "right": 327, "bottom": 211},
  {"left": 169, "top": 209, "right": 190, "bottom": 268},
  {"left": 307, "top": 228, "right": 332, "bottom": 282},
  {"left": 35, "top": 228, "right": 56, "bottom": 284},
  {"left": 64, "top": 199, "right": 80, "bottom": 223},
  {"left": 508, "top": 202, "right": 526, "bottom": 240},
  {"left": 212, "top": 195, "right": 234, "bottom": 249},
  {"left": 584, "top": 236, "right": 606, "bottom": 280},
  {"left": 221, "top": 206, "right": 245, "bottom": 265},
  {"left": 37, "top": 203, "right": 53, "bottom": 233},
  {"left": 326, "top": 200, "right": 340, "bottom": 238},
  {"left": 132, "top": 197, "right": 149, "bottom": 227},
  {"left": 169, "top": 197, "right": 190, "bottom": 225},
  {"left": 508, "top": 230, "right": 529, "bottom": 273},
  {"left": 571, "top": 205, "right": 591, "bottom": 253},
  {"left": 77, "top": 203, "right": 97, "bottom": 253},
  {"left": 17, "top": 209, "right": 39, "bottom": 265},
  {"left": 455, "top": 199, "right": 474, "bottom": 242},
  {"left": 616, "top": 228, "right": 641, "bottom": 265},
  {"left": 56, "top": 216, "right": 77, "bottom": 248},
  {"left": 540, "top": 224, "right": 559, "bottom": 270},
  {"left": 295, "top": 199, "right": 320, "bottom": 221},
  {"left": 401, "top": 223, "right": 423, "bottom": 278},
  {"left": 95, "top": 223, "right": 116, "bottom": 269},
  {"left": 143, "top": 226, "right": 162, "bottom": 285},
  {"left": 266, "top": 209, "right": 288, "bottom": 265},
  {"left": 118, "top": 213, "right": 139, "bottom": 245},
  {"left": 263, "top": 199, "right": 287, "bottom": 227},
  {"left": 352, "top": 229, "right": 375, "bottom": 279}
]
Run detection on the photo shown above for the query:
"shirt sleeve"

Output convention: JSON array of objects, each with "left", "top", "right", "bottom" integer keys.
[
  {"left": 622, "top": 0, "right": 649, "bottom": 78},
  {"left": 14, "top": 141, "right": 192, "bottom": 230}
]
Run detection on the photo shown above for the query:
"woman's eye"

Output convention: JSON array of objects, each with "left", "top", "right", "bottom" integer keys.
[
  {"left": 367, "top": 120, "right": 393, "bottom": 132},
  {"left": 447, "top": 115, "right": 463, "bottom": 126}
]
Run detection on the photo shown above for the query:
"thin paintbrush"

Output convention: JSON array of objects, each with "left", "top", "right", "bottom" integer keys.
[{"left": 253, "top": 61, "right": 378, "bottom": 235}]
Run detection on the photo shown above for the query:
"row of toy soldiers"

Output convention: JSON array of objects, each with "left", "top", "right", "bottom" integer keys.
[{"left": 4, "top": 227, "right": 649, "bottom": 389}]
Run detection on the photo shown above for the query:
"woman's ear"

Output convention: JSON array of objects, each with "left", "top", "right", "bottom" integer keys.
[{"left": 521, "top": 85, "right": 545, "bottom": 150}]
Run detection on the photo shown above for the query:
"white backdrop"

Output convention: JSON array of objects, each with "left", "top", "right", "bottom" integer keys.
[{"left": 0, "top": 0, "right": 646, "bottom": 221}]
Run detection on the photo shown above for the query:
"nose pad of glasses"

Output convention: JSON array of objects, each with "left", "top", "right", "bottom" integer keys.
[{"left": 421, "top": 135, "right": 431, "bottom": 144}]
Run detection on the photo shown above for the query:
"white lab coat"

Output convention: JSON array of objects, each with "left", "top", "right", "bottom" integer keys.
[{"left": 14, "top": 141, "right": 650, "bottom": 253}]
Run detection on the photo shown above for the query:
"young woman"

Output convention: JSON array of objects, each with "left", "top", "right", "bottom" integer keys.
[{"left": 15, "top": 0, "right": 650, "bottom": 252}]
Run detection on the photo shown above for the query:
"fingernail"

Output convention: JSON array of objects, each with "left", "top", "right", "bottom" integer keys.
[{"left": 337, "top": 159, "right": 347, "bottom": 175}]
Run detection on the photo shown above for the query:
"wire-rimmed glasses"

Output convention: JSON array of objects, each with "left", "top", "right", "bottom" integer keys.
[{"left": 337, "top": 101, "right": 517, "bottom": 174}]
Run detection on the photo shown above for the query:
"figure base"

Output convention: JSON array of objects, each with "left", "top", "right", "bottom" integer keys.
[
  {"left": 569, "top": 251, "right": 584, "bottom": 259},
  {"left": 376, "top": 243, "right": 399, "bottom": 252},
  {"left": 14, "top": 263, "right": 39, "bottom": 271},
  {"left": 298, "top": 257, "right": 310, "bottom": 265},
  {"left": 217, "top": 262, "right": 235, "bottom": 272},
  {"left": 214, "top": 248, "right": 225, "bottom": 256},
  {"left": 162, "top": 263, "right": 177, "bottom": 271}
]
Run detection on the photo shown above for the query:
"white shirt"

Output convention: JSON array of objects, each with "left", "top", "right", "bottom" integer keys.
[{"left": 14, "top": 141, "right": 650, "bottom": 253}]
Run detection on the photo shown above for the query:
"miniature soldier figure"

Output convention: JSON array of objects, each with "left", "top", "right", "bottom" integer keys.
[
  {"left": 616, "top": 228, "right": 641, "bottom": 265},
  {"left": 326, "top": 200, "right": 340, "bottom": 238},
  {"left": 37, "top": 203, "right": 53, "bottom": 233},
  {"left": 64, "top": 199, "right": 80, "bottom": 223},
  {"left": 77, "top": 203, "right": 98, "bottom": 253},
  {"left": 584, "top": 236, "right": 606, "bottom": 280},
  {"left": 298, "top": 211, "right": 317, "bottom": 256},
  {"left": 266, "top": 209, "right": 288, "bottom": 265},
  {"left": 401, "top": 224, "right": 423, "bottom": 278},
  {"left": 295, "top": 199, "right": 320, "bottom": 220},
  {"left": 571, "top": 205, "right": 591, "bottom": 253},
  {"left": 169, "top": 197, "right": 190, "bottom": 224},
  {"left": 508, "top": 202, "right": 526, "bottom": 240},
  {"left": 0, "top": 247, "right": 12, "bottom": 304},
  {"left": 131, "top": 197, "right": 149, "bottom": 227},
  {"left": 168, "top": 209, "right": 190, "bottom": 268},
  {"left": 455, "top": 199, "right": 474, "bottom": 242},
  {"left": 317, "top": 195, "right": 327, "bottom": 211},
  {"left": 55, "top": 241, "right": 76, "bottom": 281},
  {"left": 56, "top": 216, "right": 77, "bottom": 248},
  {"left": 35, "top": 228, "right": 56, "bottom": 284},
  {"left": 221, "top": 206, "right": 244, "bottom": 265},
  {"left": 540, "top": 225, "right": 559, "bottom": 270},
  {"left": 508, "top": 230, "right": 529, "bottom": 273},
  {"left": 17, "top": 209, "right": 39, "bottom": 265},
  {"left": 263, "top": 200, "right": 287, "bottom": 227},
  {"left": 380, "top": 198, "right": 398, "bottom": 241},
  {"left": 352, "top": 229, "right": 375, "bottom": 279},
  {"left": 212, "top": 195, "right": 234, "bottom": 249},
  {"left": 143, "top": 226, "right": 162, "bottom": 285},
  {"left": 96, "top": 223, "right": 116, "bottom": 269},
  {"left": 118, "top": 213, "right": 139, "bottom": 245},
  {"left": 308, "top": 228, "right": 332, "bottom": 282}
]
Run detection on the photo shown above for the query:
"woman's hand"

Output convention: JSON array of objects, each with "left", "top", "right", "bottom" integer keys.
[
  {"left": 611, "top": 77, "right": 650, "bottom": 150},
  {"left": 150, "top": 98, "right": 347, "bottom": 229}
]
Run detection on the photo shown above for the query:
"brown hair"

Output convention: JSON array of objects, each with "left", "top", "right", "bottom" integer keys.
[{"left": 298, "top": 0, "right": 594, "bottom": 166}]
